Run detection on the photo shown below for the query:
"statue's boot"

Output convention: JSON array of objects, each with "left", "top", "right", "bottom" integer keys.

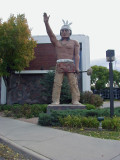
[
  {"left": 67, "top": 73, "right": 80, "bottom": 105},
  {"left": 52, "top": 72, "right": 64, "bottom": 105}
]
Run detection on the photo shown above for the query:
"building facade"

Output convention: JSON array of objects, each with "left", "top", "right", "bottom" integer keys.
[{"left": 0, "top": 34, "right": 91, "bottom": 104}]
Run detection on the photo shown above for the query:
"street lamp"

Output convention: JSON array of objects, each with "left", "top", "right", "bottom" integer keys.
[{"left": 106, "top": 49, "right": 115, "bottom": 118}]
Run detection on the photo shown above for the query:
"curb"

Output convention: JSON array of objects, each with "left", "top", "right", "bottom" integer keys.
[{"left": 0, "top": 135, "right": 51, "bottom": 160}]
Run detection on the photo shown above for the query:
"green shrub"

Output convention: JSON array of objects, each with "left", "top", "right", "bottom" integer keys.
[
  {"left": 40, "top": 71, "right": 55, "bottom": 103},
  {"left": 4, "top": 110, "right": 14, "bottom": 117},
  {"left": 85, "top": 104, "right": 96, "bottom": 110},
  {"left": 60, "top": 76, "right": 71, "bottom": 104},
  {"left": 46, "top": 107, "right": 120, "bottom": 119},
  {"left": 38, "top": 113, "right": 52, "bottom": 126},
  {"left": 59, "top": 115, "right": 82, "bottom": 128},
  {"left": 38, "top": 108, "right": 120, "bottom": 131},
  {"left": 102, "top": 117, "right": 120, "bottom": 131},
  {"left": 63, "top": 115, "right": 79, "bottom": 127},
  {"left": 11, "top": 104, "right": 23, "bottom": 117},
  {"left": 114, "top": 107, "right": 120, "bottom": 117},
  {"left": 85, "top": 110, "right": 99, "bottom": 117},
  {"left": 59, "top": 116, "right": 99, "bottom": 128},
  {"left": 50, "top": 111, "right": 62, "bottom": 126},
  {"left": 31, "top": 104, "right": 47, "bottom": 117},
  {"left": 21, "top": 104, "right": 32, "bottom": 118},
  {"left": 80, "top": 91, "right": 103, "bottom": 107},
  {"left": 91, "top": 94, "right": 103, "bottom": 107},
  {"left": 0, "top": 104, "right": 47, "bottom": 118},
  {"left": 80, "top": 91, "right": 93, "bottom": 104},
  {"left": 81, "top": 117, "right": 99, "bottom": 128},
  {"left": 0, "top": 104, "right": 12, "bottom": 111},
  {"left": 38, "top": 110, "right": 64, "bottom": 126}
]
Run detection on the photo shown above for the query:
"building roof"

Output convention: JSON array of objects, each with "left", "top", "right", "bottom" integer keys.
[{"left": 33, "top": 34, "right": 89, "bottom": 44}]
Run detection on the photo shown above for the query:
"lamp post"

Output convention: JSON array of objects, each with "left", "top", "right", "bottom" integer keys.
[{"left": 106, "top": 50, "right": 115, "bottom": 118}]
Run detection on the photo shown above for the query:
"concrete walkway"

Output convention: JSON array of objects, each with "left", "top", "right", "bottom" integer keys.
[{"left": 0, "top": 116, "right": 120, "bottom": 160}]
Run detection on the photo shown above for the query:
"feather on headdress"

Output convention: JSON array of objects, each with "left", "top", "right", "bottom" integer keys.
[{"left": 61, "top": 20, "right": 72, "bottom": 30}]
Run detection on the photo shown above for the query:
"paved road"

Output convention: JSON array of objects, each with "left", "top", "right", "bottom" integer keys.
[
  {"left": 0, "top": 116, "right": 120, "bottom": 160},
  {"left": 101, "top": 101, "right": 120, "bottom": 108}
]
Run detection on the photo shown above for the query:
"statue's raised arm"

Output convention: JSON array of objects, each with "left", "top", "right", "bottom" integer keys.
[
  {"left": 43, "top": 13, "right": 57, "bottom": 45},
  {"left": 43, "top": 13, "right": 49, "bottom": 23}
]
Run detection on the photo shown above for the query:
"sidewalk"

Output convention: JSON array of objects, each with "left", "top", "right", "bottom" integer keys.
[{"left": 0, "top": 116, "right": 120, "bottom": 160}]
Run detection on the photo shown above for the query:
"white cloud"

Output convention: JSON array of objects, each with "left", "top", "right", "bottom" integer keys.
[{"left": 91, "top": 57, "right": 120, "bottom": 71}]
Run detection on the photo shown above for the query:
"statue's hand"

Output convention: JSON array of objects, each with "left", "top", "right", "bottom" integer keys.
[
  {"left": 43, "top": 12, "right": 50, "bottom": 23},
  {"left": 75, "top": 68, "right": 80, "bottom": 74}
]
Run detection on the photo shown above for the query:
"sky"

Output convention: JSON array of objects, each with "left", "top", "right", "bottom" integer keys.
[{"left": 0, "top": 0, "right": 120, "bottom": 70}]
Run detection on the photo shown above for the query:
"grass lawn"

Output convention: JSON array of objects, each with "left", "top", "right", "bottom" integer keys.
[{"left": 55, "top": 127, "right": 120, "bottom": 140}]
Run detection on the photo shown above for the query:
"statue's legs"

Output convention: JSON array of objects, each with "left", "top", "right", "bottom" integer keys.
[
  {"left": 67, "top": 73, "right": 80, "bottom": 105},
  {"left": 52, "top": 72, "right": 64, "bottom": 104}
]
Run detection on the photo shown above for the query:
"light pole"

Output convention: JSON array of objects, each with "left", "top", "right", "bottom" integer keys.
[{"left": 106, "top": 50, "right": 115, "bottom": 118}]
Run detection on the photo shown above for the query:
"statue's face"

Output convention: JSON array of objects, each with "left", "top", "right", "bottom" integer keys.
[{"left": 60, "top": 29, "right": 71, "bottom": 38}]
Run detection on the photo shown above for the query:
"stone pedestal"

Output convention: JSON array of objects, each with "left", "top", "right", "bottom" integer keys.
[{"left": 47, "top": 104, "right": 86, "bottom": 114}]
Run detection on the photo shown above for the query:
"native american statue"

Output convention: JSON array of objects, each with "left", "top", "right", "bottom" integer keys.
[{"left": 43, "top": 13, "right": 81, "bottom": 105}]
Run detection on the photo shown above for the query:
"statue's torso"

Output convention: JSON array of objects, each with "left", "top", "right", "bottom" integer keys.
[{"left": 55, "top": 39, "right": 75, "bottom": 60}]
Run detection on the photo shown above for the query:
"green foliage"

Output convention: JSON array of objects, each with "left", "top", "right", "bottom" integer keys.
[
  {"left": 39, "top": 107, "right": 120, "bottom": 121},
  {"left": 21, "top": 104, "right": 32, "bottom": 118},
  {"left": 91, "top": 65, "right": 120, "bottom": 90},
  {"left": 85, "top": 104, "right": 96, "bottom": 110},
  {"left": 80, "top": 91, "right": 93, "bottom": 104},
  {"left": 114, "top": 107, "right": 120, "bottom": 116},
  {"left": 4, "top": 110, "right": 14, "bottom": 117},
  {"left": 0, "top": 104, "right": 12, "bottom": 111},
  {"left": 60, "top": 76, "right": 71, "bottom": 104},
  {"left": 39, "top": 114, "right": 99, "bottom": 129},
  {"left": 0, "top": 14, "right": 36, "bottom": 76},
  {"left": 38, "top": 113, "right": 52, "bottom": 126},
  {"left": 113, "top": 70, "right": 120, "bottom": 87},
  {"left": 40, "top": 71, "right": 71, "bottom": 104},
  {"left": 59, "top": 115, "right": 82, "bottom": 128},
  {"left": 90, "top": 94, "right": 103, "bottom": 107},
  {"left": 12, "top": 104, "right": 24, "bottom": 118},
  {"left": 38, "top": 110, "right": 64, "bottom": 126},
  {"left": 0, "top": 14, "right": 37, "bottom": 105},
  {"left": 80, "top": 91, "right": 103, "bottom": 107},
  {"left": 91, "top": 65, "right": 109, "bottom": 90},
  {"left": 38, "top": 107, "right": 120, "bottom": 129},
  {"left": 1, "top": 104, "right": 47, "bottom": 118},
  {"left": 85, "top": 110, "right": 99, "bottom": 117},
  {"left": 30, "top": 104, "right": 47, "bottom": 116},
  {"left": 39, "top": 112, "right": 120, "bottom": 131},
  {"left": 102, "top": 117, "right": 120, "bottom": 131},
  {"left": 40, "top": 71, "right": 55, "bottom": 103}
]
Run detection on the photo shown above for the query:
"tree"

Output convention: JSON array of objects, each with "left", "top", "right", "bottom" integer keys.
[
  {"left": 113, "top": 70, "right": 120, "bottom": 88},
  {"left": 0, "top": 14, "right": 37, "bottom": 104},
  {"left": 91, "top": 65, "right": 120, "bottom": 90},
  {"left": 91, "top": 65, "right": 109, "bottom": 90}
]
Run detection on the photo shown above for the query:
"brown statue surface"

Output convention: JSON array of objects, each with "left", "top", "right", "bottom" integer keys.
[{"left": 43, "top": 13, "right": 80, "bottom": 105}]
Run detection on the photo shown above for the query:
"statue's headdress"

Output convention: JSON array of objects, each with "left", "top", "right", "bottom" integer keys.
[{"left": 60, "top": 20, "right": 72, "bottom": 35}]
